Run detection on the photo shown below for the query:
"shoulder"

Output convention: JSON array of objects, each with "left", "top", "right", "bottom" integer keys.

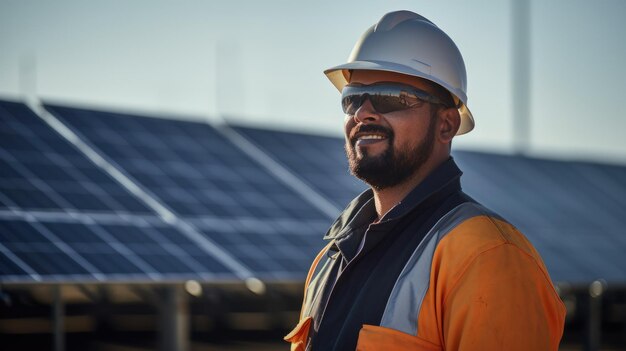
[
  {"left": 431, "top": 204, "right": 555, "bottom": 293},
  {"left": 435, "top": 203, "right": 544, "bottom": 266},
  {"left": 438, "top": 212, "right": 539, "bottom": 262},
  {"left": 416, "top": 204, "right": 566, "bottom": 349}
]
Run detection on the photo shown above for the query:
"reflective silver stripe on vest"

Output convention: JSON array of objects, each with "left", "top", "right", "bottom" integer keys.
[{"left": 380, "top": 202, "right": 500, "bottom": 335}]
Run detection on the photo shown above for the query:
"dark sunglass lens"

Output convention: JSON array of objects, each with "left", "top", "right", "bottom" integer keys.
[
  {"left": 342, "top": 94, "right": 363, "bottom": 114},
  {"left": 369, "top": 94, "right": 412, "bottom": 114},
  {"left": 342, "top": 85, "right": 428, "bottom": 115}
]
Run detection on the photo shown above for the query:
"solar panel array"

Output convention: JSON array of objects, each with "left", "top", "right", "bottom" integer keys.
[
  {"left": 0, "top": 101, "right": 330, "bottom": 283},
  {"left": 0, "top": 101, "right": 151, "bottom": 214},
  {"left": 46, "top": 104, "right": 329, "bottom": 222},
  {"left": 1, "top": 99, "right": 625, "bottom": 285},
  {"left": 0, "top": 215, "right": 231, "bottom": 281}
]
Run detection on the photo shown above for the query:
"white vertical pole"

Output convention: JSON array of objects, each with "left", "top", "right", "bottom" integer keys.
[
  {"left": 19, "top": 52, "right": 37, "bottom": 105},
  {"left": 512, "top": 0, "right": 531, "bottom": 154},
  {"left": 215, "top": 40, "right": 243, "bottom": 125}
]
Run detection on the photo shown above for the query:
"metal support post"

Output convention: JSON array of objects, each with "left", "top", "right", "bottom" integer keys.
[
  {"left": 585, "top": 280, "right": 606, "bottom": 351},
  {"left": 159, "top": 285, "right": 189, "bottom": 351},
  {"left": 53, "top": 285, "right": 65, "bottom": 351}
]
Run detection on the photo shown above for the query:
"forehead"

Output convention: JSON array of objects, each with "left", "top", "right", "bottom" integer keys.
[{"left": 348, "top": 70, "right": 435, "bottom": 92}]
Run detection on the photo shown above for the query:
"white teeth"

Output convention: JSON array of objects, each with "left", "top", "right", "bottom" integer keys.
[{"left": 359, "top": 135, "right": 385, "bottom": 140}]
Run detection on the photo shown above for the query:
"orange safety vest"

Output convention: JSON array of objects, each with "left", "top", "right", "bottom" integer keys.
[{"left": 286, "top": 202, "right": 566, "bottom": 350}]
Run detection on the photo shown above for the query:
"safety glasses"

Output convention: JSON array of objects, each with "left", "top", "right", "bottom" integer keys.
[{"left": 341, "top": 82, "right": 446, "bottom": 115}]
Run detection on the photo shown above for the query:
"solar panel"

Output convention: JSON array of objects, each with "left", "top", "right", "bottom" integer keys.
[
  {"left": 45, "top": 105, "right": 330, "bottom": 221},
  {"left": 0, "top": 101, "right": 153, "bottom": 214},
  {"left": 188, "top": 217, "right": 327, "bottom": 279},
  {"left": 0, "top": 212, "right": 232, "bottom": 282},
  {"left": 1, "top": 100, "right": 324, "bottom": 282},
  {"left": 37, "top": 103, "right": 330, "bottom": 281},
  {"left": 233, "top": 126, "right": 366, "bottom": 207}
]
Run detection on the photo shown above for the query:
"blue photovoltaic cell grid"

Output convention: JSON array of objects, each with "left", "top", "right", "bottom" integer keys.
[
  {"left": 38, "top": 103, "right": 330, "bottom": 280},
  {"left": 0, "top": 100, "right": 309, "bottom": 282},
  {"left": 234, "top": 126, "right": 366, "bottom": 208},
  {"left": 190, "top": 217, "right": 326, "bottom": 279},
  {"left": 45, "top": 104, "right": 329, "bottom": 221},
  {"left": 0, "top": 101, "right": 152, "bottom": 214},
  {"left": 0, "top": 216, "right": 232, "bottom": 281}
]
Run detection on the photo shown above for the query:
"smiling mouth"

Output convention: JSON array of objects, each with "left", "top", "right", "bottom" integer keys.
[
  {"left": 350, "top": 124, "right": 393, "bottom": 148},
  {"left": 354, "top": 133, "right": 388, "bottom": 146}
]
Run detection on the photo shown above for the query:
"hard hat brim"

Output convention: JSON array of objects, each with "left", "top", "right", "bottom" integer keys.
[{"left": 324, "top": 61, "right": 475, "bottom": 135}]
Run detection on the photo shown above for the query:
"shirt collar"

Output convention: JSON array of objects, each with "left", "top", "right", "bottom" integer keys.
[{"left": 324, "top": 157, "right": 462, "bottom": 241}]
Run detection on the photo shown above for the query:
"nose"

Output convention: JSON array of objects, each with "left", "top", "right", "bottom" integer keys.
[{"left": 352, "top": 98, "right": 381, "bottom": 124}]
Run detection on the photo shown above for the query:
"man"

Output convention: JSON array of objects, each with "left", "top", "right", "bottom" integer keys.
[{"left": 285, "top": 10, "right": 566, "bottom": 351}]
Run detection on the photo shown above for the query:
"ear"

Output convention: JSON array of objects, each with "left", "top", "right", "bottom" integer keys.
[{"left": 436, "top": 107, "right": 461, "bottom": 143}]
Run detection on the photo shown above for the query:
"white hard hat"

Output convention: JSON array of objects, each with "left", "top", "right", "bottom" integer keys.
[{"left": 325, "top": 10, "right": 474, "bottom": 135}]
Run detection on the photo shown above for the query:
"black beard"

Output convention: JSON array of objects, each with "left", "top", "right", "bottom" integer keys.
[{"left": 345, "top": 120, "right": 435, "bottom": 190}]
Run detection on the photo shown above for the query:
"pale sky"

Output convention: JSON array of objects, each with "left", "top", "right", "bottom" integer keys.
[{"left": 1, "top": 0, "right": 625, "bottom": 164}]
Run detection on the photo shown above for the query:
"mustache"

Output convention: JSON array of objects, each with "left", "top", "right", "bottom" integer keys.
[{"left": 349, "top": 124, "right": 393, "bottom": 145}]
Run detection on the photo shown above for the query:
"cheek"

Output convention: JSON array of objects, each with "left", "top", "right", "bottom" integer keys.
[
  {"left": 344, "top": 115, "right": 356, "bottom": 138},
  {"left": 390, "top": 119, "right": 429, "bottom": 148}
]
